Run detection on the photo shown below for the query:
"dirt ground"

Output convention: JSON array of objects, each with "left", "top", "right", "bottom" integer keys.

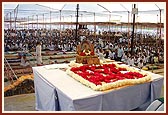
[{"left": 3, "top": 93, "right": 36, "bottom": 111}]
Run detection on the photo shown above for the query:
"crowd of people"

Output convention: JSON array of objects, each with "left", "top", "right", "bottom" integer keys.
[
  {"left": 96, "top": 42, "right": 164, "bottom": 69},
  {"left": 4, "top": 28, "right": 164, "bottom": 67}
]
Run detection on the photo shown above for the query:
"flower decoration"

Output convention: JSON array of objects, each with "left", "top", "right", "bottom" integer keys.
[
  {"left": 70, "top": 63, "right": 148, "bottom": 86},
  {"left": 67, "top": 63, "right": 151, "bottom": 91}
]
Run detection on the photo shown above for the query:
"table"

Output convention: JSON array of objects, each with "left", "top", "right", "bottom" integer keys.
[{"left": 32, "top": 64, "right": 164, "bottom": 111}]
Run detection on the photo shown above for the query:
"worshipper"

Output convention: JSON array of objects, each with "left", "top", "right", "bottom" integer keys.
[
  {"left": 119, "top": 37, "right": 123, "bottom": 43},
  {"left": 137, "top": 54, "right": 141, "bottom": 64},
  {"left": 159, "top": 54, "right": 164, "bottom": 63},
  {"left": 154, "top": 55, "right": 159, "bottom": 64},
  {"left": 121, "top": 51, "right": 127, "bottom": 63},
  {"left": 113, "top": 50, "right": 118, "bottom": 61},
  {"left": 126, "top": 55, "right": 130, "bottom": 65},
  {"left": 142, "top": 55, "right": 147, "bottom": 65},
  {"left": 13, "top": 43, "right": 19, "bottom": 51},
  {"left": 146, "top": 53, "right": 150, "bottom": 64},
  {"left": 150, "top": 54, "right": 154, "bottom": 64},
  {"left": 117, "top": 45, "right": 124, "bottom": 61},
  {"left": 42, "top": 43, "right": 46, "bottom": 51},
  {"left": 104, "top": 50, "right": 109, "bottom": 59},
  {"left": 4, "top": 44, "right": 10, "bottom": 52},
  {"left": 134, "top": 56, "right": 138, "bottom": 66},
  {"left": 109, "top": 50, "right": 115, "bottom": 60},
  {"left": 98, "top": 49, "right": 105, "bottom": 60},
  {"left": 128, "top": 56, "right": 135, "bottom": 66},
  {"left": 20, "top": 54, "right": 30, "bottom": 67},
  {"left": 138, "top": 59, "right": 144, "bottom": 69},
  {"left": 108, "top": 43, "right": 113, "bottom": 50},
  {"left": 36, "top": 41, "right": 43, "bottom": 66},
  {"left": 48, "top": 43, "right": 55, "bottom": 51}
]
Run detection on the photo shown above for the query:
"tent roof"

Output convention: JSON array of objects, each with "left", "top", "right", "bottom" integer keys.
[{"left": 3, "top": 2, "right": 165, "bottom": 23}]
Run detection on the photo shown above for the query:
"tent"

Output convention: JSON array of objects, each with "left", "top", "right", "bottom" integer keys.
[{"left": 3, "top": 2, "right": 165, "bottom": 30}]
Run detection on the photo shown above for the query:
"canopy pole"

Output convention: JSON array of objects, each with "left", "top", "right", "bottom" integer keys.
[
  {"left": 127, "top": 11, "right": 130, "bottom": 37},
  {"left": 131, "top": 4, "right": 136, "bottom": 56},
  {"left": 24, "top": 17, "right": 26, "bottom": 29},
  {"left": 10, "top": 12, "right": 11, "bottom": 30},
  {"left": 159, "top": 9, "right": 161, "bottom": 39},
  {"left": 70, "top": 15, "right": 72, "bottom": 28},
  {"left": 109, "top": 13, "right": 111, "bottom": 31},
  {"left": 28, "top": 16, "right": 29, "bottom": 29},
  {"left": 60, "top": 10, "right": 62, "bottom": 31},
  {"left": 50, "top": 11, "right": 51, "bottom": 31},
  {"left": 75, "top": 4, "right": 79, "bottom": 43},
  {"left": 94, "top": 12, "right": 96, "bottom": 39},
  {"left": 36, "top": 15, "right": 38, "bottom": 29},
  {"left": 45, "top": 16, "right": 46, "bottom": 29},
  {"left": 59, "top": 10, "right": 62, "bottom": 39},
  {"left": 43, "top": 14, "right": 44, "bottom": 30},
  {"left": 32, "top": 15, "right": 34, "bottom": 29},
  {"left": 62, "top": 16, "right": 64, "bottom": 30}
]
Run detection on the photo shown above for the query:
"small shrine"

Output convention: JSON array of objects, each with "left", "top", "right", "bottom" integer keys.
[{"left": 76, "top": 40, "right": 100, "bottom": 65}]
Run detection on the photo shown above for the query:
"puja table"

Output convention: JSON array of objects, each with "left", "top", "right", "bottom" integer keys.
[{"left": 32, "top": 64, "right": 164, "bottom": 111}]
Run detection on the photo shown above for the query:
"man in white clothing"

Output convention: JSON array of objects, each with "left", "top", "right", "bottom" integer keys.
[
  {"left": 117, "top": 45, "right": 124, "bottom": 61},
  {"left": 128, "top": 56, "right": 134, "bottom": 66},
  {"left": 36, "top": 41, "right": 42, "bottom": 65}
]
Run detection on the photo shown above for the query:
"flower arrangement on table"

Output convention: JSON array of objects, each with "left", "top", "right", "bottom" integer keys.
[{"left": 66, "top": 63, "right": 151, "bottom": 91}]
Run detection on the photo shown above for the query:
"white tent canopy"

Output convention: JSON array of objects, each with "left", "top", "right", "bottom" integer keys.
[
  {"left": 3, "top": 2, "right": 165, "bottom": 33},
  {"left": 3, "top": 2, "right": 165, "bottom": 23}
]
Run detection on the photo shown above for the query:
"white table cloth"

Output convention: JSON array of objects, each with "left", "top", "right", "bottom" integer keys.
[{"left": 33, "top": 64, "right": 164, "bottom": 111}]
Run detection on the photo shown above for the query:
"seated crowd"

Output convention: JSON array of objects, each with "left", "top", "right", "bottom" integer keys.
[{"left": 4, "top": 28, "right": 164, "bottom": 68}]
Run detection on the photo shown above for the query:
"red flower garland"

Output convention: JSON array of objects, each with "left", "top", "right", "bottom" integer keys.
[{"left": 70, "top": 64, "right": 146, "bottom": 85}]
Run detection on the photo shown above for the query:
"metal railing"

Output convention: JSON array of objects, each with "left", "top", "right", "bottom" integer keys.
[{"left": 4, "top": 57, "right": 18, "bottom": 83}]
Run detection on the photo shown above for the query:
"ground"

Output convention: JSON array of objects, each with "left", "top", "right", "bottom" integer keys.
[{"left": 4, "top": 93, "right": 36, "bottom": 111}]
